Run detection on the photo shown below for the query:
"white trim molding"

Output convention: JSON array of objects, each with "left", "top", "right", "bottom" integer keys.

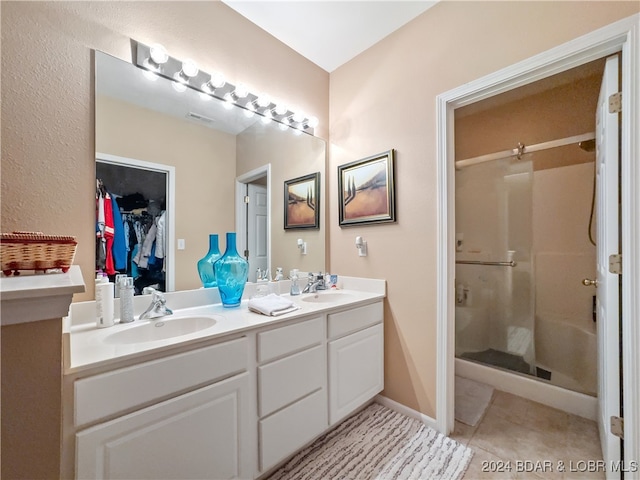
[{"left": 435, "top": 14, "right": 640, "bottom": 469}]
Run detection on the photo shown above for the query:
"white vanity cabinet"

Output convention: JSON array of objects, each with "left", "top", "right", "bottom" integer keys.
[
  {"left": 256, "top": 316, "right": 328, "bottom": 473},
  {"left": 327, "top": 301, "right": 384, "bottom": 425},
  {"left": 74, "top": 337, "right": 253, "bottom": 479}
]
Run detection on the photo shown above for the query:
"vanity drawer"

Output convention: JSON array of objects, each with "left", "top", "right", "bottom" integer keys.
[
  {"left": 259, "top": 388, "right": 327, "bottom": 473},
  {"left": 74, "top": 337, "right": 249, "bottom": 427},
  {"left": 258, "top": 344, "right": 324, "bottom": 417},
  {"left": 328, "top": 301, "right": 383, "bottom": 339},
  {"left": 257, "top": 315, "right": 324, "bottom": 363}
]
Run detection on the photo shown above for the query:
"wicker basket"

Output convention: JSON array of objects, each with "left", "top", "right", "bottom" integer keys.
[{"left": 0, "top": 231, "right": 77, "bottom": 276}]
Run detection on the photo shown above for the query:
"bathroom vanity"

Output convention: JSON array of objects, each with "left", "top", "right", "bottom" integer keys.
[{"left": 62, "top": 278, "right": 385, "bottom": 479}]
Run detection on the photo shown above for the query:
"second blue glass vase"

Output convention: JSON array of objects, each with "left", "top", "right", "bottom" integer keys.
[
  {"left": 214, "top": 232, "right": 249, "bottom": 307},
  {"left": 197, "top": 234, "right": 222, "bottom": 288}
]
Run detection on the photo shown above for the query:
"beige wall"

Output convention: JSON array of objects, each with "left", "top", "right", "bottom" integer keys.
[
  {"left": 329, "top": 1, "right": 638, "bottom": 418},
  {"left": 1, "top": 1, "right": 329, "bottom": 301},
  {"left": 97, "top": 95, "right": 237, "bottom": 291}
]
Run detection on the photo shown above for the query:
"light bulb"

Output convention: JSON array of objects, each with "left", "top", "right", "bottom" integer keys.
[
  {"left": 275, "top": 103, "right": 288, "bottom": 116},
  {"left": 261, "top": 110, "right": 273, "bottom": 124},
  {"left": 292, "top": 128, "right": 302, "bottom": 136},
  {"left": 172, "top": 81, "right": 187, "bottom": 93},
  {"left": 199, "top": 92, "right": 211, "bottom": 101},
  {"left": 307, "top": 116, "right": 319, "bottom": 128},
  {"left": 278, "top": 122, "right": 288, "bottom": 131},
  {"left": 292, "top": 111, "right": 305, "bottom": 123},
  {"left": 257, "top": 93, "right": 271, "bottom": 108},
  {"left": 143, "top": 69, "right": 159, "bottom": 81},
  {"left": 149, "top": 43, "right": 168, "bottom": 65},
  {"left": 181, "top": 59, "right": 199, "bottom": 78},
  {"left": 223, "top": 93, "right": 235, "bottom": 110},
  {"left": 234, "top": 83, "right": 249, "bottom": 99},
  {"left": 244, "top": 109, "right": 255, "bottom": 118},
  {"left": 210, "top": 72, "right": 226, "bottom": 89}
]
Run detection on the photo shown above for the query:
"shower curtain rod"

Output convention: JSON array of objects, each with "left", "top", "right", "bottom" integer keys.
[{"left": 455, "top": 131, "right": 595, "bottom": 170}]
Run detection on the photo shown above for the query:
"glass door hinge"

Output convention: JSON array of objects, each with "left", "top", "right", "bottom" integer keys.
[
  {"left": 611, "top": 416, "right": 624, "bottom": 439},
  {"left": 609, "top": 254, "right": 622, "bottom": 274},
  {"left": 609, "top": 92, "right": 622, "bottom": 113}
]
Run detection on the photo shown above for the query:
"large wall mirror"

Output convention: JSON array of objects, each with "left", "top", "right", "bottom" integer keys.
[{"left": 95, "top": 51, "right": 326, "bottom": 294}]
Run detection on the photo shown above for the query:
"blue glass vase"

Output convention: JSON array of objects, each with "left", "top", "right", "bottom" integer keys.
[
  {"left": 197, "top": 234, "right": 222, "bottom": 288},
  {"left": 214, "top": 232, "right": 249, "bottom": 307}
]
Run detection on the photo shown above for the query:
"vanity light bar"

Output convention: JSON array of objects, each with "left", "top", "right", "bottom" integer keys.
[{"left": 133, "top": 41, "right": 317, "bottom": 135}]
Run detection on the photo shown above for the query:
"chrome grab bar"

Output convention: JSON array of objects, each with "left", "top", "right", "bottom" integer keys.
[{"left": 455, "top": 260, "right": 517, "bottom": 267}]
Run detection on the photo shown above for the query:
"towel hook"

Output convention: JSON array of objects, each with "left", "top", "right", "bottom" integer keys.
[{"left": 516, "top": 142, "right": 526, "bottom": 160}]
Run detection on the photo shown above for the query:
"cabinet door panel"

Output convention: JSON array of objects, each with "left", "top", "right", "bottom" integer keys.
[
  {"left": 258, "top": 345, "right": 325, "bottom": 417},
  {"left": 75, "top": 337, "right": 248, "bottom": 427},
  {"left": 327, "top": 301, "right": 383, "bottom": 339},
  {"left": 257, "top": 316, "right": 324, "bottom": 362},
  {"left": 76, "top": 373, "right": 250, "bottom": 480},
  {"left": 259, "top": 388, "right": 327, "bottom": 473},
  {"left": 329, "top": 323, "right": 383, "bottom": 424}
]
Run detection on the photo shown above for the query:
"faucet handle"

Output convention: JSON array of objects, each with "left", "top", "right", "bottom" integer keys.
[{"left": 152, "top": 290, "right": 166, "bottom": 304}]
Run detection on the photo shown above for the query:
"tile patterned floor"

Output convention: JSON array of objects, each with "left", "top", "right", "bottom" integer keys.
[{"left": 453, "top": 390, "right": 604, "bottom": 479}]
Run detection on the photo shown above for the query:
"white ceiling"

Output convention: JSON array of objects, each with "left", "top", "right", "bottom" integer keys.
[{"left": 221, "top": 1, "right": 438, "bottom": 72}]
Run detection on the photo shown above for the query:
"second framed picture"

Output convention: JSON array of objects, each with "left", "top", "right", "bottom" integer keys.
[
  {"left": 284, "top": 172, "right": 320, "bottom": 229},
  {"left": 338, "top": 149, "right": 396, "bottom": 226}
]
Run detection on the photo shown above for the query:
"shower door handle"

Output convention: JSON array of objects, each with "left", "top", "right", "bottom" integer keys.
[{"left": 582, "top": 278, "right": 598, "bottom": 287}]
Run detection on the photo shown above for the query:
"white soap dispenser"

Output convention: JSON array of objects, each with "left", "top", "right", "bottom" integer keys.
[{"left": 95, "top": 273, "right": 115, "bottom": 328}]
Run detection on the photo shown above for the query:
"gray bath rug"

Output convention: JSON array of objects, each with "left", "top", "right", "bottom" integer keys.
[
  {"left": 267, "top": 402, "right": 473, "bottom": 480},
  {"left": 455, "top": 376, "right": 494, "bottom": 427}
]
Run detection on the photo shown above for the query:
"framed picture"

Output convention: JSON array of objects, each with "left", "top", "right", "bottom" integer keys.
[
  {"left": 284, "top": 172, "right": 320, "bottom": 229},
  {"left": 338, "top": 149, "right": 396, "bottom": 226}
]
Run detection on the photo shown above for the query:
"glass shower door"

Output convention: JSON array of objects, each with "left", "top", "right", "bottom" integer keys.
[{"left": 455, "top": 157, "right": 535, "bottom": 375}]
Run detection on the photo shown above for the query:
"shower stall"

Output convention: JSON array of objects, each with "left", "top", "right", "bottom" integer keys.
[{"left": 454, "top": 138, "right": 598, "bottom": 398}]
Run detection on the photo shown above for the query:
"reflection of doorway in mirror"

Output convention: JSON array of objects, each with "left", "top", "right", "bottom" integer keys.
[
  {"left": 96, "top": 153, "right": 175, "bottom": 294},
  {"left": 236, "top": 165, "right": 271, "bottom": 283},
  {"left": 247, "top": 183, "right": 268, "bottom": 282}
]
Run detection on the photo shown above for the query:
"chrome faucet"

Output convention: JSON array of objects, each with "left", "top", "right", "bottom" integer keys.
[
  {"left": 139, "top": 288, "right": 173, "bottom": 320},
  {"left": 302, "top": 272, "right": 326, "bottom": 293}
]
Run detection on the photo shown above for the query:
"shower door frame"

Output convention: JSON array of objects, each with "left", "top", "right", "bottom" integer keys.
[{"left": 435, "top": 13, "right": 640, "bottom": 467}]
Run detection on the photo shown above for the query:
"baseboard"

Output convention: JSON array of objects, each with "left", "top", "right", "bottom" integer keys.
[{"left": 374, "top": 395, "right": 438, "bottom": 431}]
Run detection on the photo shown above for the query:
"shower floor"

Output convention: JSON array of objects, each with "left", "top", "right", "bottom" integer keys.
[{"left": 461, "top": 348, "right": 531, "bottom": 375}]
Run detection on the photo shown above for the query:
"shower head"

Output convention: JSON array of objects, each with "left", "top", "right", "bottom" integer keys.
[{"left": 579, "top": 139, "right": 596, "bottom": 152}]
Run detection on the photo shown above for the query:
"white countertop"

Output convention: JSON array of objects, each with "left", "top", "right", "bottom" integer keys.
[
  {"left": 65, "top": 277, "right": 385, "bottom": 374},
  {"left": 1, "top": 265, "right": 86, "bottom": 325}
]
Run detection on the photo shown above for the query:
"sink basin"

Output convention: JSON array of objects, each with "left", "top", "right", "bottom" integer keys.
[
  {"left": 104, "top": 315, "right": 221, "bottom": 345},
  {"left": 301, "top": 292, "right": 355, "bottom": 303}
]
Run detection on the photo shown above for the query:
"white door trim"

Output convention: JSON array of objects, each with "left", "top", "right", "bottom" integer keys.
[
  {"left": 435, "top": 13, "right": 639, "bottom": 466},
  {"left": 96, "top": 152, "right": 176, "bottom": 292},
  {"left": 235, "top": 164, "right": 272, "bottom": 275}
]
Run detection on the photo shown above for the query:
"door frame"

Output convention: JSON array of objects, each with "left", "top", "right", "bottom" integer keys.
[
  {"left": 96, "top": 152, "right": 176, "bottom": 292},
  {"left": 235, "top": 164, "right": 272, "bottom": 276},
  {"left": 435, "top": 13, "right": 640, "bottom": 465}
]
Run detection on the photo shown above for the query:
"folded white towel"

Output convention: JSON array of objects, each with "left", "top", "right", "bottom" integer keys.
[{"left": 248, "top": 293, "right": 300, "bottom": 317}]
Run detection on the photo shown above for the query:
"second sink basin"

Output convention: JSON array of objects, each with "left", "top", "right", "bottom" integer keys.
[
  {"left": 301, "top": 292, "right": 355, "bottom": 303},
  {"left": 104, "top": 315, "right": 222, "bottom": 345}
]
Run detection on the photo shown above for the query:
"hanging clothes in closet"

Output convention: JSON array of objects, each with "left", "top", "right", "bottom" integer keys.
[{"left": 96, "top": 180, "right": 167, "bottom": 294}]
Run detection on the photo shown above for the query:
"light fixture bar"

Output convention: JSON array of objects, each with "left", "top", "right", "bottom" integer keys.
[{"left": 133, "top": 40, "right": 317, "bottom": 135}]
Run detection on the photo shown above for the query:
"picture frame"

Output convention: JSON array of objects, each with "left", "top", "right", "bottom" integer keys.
[
  {"left": 338, "top": 149, "right": 396, "bottom": 226},
  {"left": 284, "top": 172, "right": 321, "bottom": 229}
]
